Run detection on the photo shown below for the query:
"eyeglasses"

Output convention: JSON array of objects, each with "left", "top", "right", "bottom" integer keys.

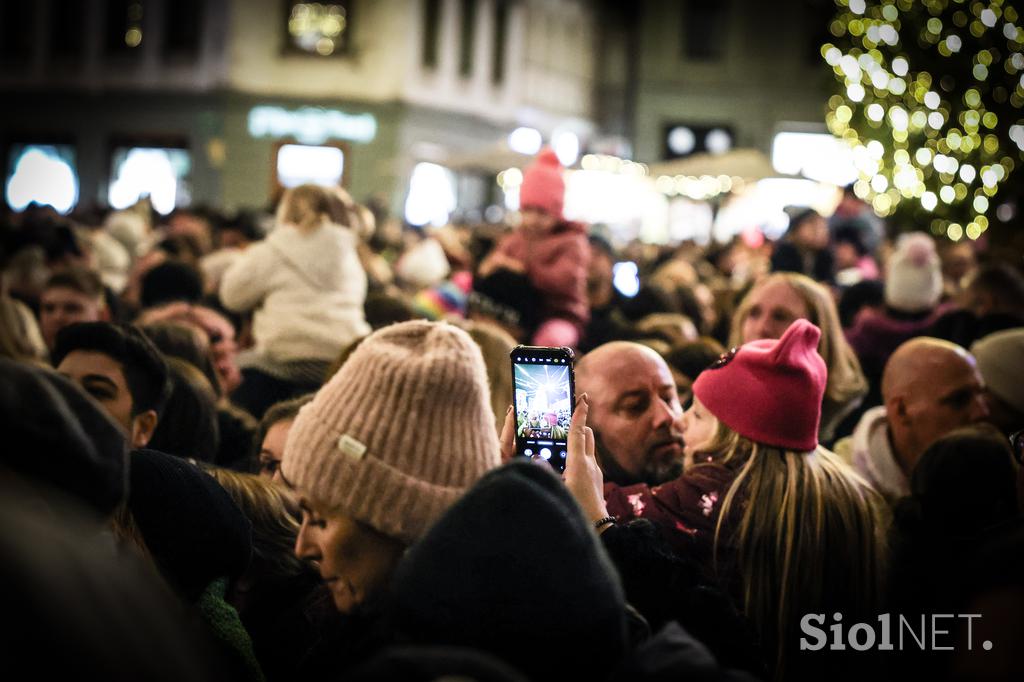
[{"left": 1010, "top": 429, "right": 1024, "bottom": 465}]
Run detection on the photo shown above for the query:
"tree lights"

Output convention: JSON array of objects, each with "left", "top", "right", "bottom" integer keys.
[{"left": 823, "top": 0, "right": 1023, "bottom": 241}]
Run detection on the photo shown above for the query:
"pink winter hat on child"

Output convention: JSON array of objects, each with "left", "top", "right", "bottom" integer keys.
[
  {"left": 281, "top": 320, "right": 500, "bottom": 544},
  {"left": 519, "top": 148, "right": 565, "bottom": 219},
  {"left": 693, "top": 319, "right": 827, "bottom": 452}
]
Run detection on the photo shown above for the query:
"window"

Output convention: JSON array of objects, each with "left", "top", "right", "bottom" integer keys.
[
  {"left": 285, "top": 1, "right": 351, "bottom": 56},
  {"left": 108, "top": 146, "right": 191, "bottom": 215},
  {"left": 682, "top": 0, "right": 728, "bottom": 61},
  {"left": 771, "top": 131, "right": 857, "bottom": 186},
  {"left": 459, "top": 0, "right": 477, "bottom": 77},
  {"left": 276, "top": 144, "right": 345, "bottom": 188},
  {"left": 0, "top": 2, "right": 34, "bottom": 61},
  {"left": 164, "top": 0, "right": 203, "bottom": 58},
  {"left": 405, "top": 163, "right": 456, "bottom": 227},
  {"left": 105, "top": 0, "right": 144, "bottom": 56},
  {"left": 50, "top": 1, "right": 86, "bottom": 58},
  {"left": 492, "top": 0, "right": 508, "bottom": 84},
  {"left": 422, "top": 0, "right": 441, "bottom": 68},
  {"left": 662, "top": 123, "right": 735, "bottom": 160},
  {"left": 5, "top": 144, "right": 78, "bottom": 214}
]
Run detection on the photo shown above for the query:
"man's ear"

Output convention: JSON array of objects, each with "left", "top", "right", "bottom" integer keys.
[
  {"left": 887, "top": 394, "right": 910, "bottom": 426},
  {"left": 131, "top": 410, "right": 159, "bottom": 448}
]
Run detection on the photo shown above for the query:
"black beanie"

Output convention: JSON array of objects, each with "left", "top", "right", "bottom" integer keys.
[
  {"left": 140, "top": 260, "right": 204, "bottom": 308},
  {"left": 0, "top": 358, "right": 128, "bottom": 517},
  {"left": 385, "top": 460, "right": 627, "bottom": 682},
  {"left": 469, "top": 269, "right": 541, "bottom": 338},
  {"left": 910, "top": 426, "right": 1019, "bottom": 537},
  {"left": 127, "top": 449, "right": 253, "bottom": 601}
]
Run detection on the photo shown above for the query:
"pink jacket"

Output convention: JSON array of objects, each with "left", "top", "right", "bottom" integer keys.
[{"left": 492, "top": 221, "right": 590, "bottom": 328}]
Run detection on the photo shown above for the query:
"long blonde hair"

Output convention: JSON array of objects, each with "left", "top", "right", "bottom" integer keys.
[
  {"left": 698, "top": 419, "right": 888, "bottom": 678},
  {"left": 729, "top": 272, "right": 867, "bottom": 406},
  {"left": 0, "top": 296, "right": 47, "bottom": 364},
  {"left": 276, "top": 183, "right": 349, "bottom": 233}
]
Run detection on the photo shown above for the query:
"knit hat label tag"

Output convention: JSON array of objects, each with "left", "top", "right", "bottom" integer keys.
[{"left": 337, "top": 434, "right": 367, "bottom": 460}]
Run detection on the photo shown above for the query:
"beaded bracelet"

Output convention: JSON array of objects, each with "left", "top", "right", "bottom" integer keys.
[{"left": 593, "top": 516, "right": 617, "bottom": 531}]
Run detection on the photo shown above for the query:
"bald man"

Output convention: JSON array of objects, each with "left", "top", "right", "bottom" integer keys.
[
  {"left": 834, "top": 337, "right": 989, "bottom": 504},
  {"left": 575, "top": 342, "right": 685, "bottom": 486}
]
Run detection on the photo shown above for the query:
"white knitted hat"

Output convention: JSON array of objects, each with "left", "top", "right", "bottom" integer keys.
[
  {"left": 281, "top": 320, "right": 500, "bottom": 544},
  {"left": 884, "top": 232, "right": 943, "bottom": 313}
]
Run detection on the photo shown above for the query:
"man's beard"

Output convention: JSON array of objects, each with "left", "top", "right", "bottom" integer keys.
[{"left": 593, "top": 430, "right": 683, "bottom": 488}]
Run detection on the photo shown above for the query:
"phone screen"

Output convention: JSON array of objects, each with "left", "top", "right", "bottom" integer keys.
[{"left": 511, "top": 346, "right": 575, "bottom": 474}]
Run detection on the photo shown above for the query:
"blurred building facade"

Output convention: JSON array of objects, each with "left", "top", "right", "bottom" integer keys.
[
  {"left": 1, "top": 0, "right": 836, "bottom": 224},
  {"left": 2, "top": 0, "right": 598, "bottom": 219},
  {"left": 596, "top": 0, "right": 835, "bottom": 166}
]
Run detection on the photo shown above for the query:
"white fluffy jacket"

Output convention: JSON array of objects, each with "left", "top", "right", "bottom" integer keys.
[{"left": 220, "top": 222, "right": 370, "bottom": 363}]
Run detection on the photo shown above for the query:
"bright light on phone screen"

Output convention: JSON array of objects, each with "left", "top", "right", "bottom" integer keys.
[{"left": 513, "top": 357, "right": 571, "bottom": 470}]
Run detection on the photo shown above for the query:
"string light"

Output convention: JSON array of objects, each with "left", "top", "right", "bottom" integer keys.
[{"left": 824, "top": 0, "right": 1023, "bottom": 240}]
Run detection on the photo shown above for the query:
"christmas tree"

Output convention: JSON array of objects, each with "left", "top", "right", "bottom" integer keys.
[{"left": 823, "top": 0, "right": 1023, "bottom": 242}]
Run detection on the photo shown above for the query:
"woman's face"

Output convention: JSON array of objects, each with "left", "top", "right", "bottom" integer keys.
[
  {"left": 258, "top": 419, "right": 294, "bottom": 483},
  {"left": 294, "top": 497, "right": 405, "bottom": 613},
  {"left": 681, "top": 397, "right": 718, "bottom": 467},
  {"left": 740, "top": 281, "right": 810, "bottom": 343}
]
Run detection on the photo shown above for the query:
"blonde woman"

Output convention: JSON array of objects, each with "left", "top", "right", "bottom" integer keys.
[
  {"left": 221, "top": 184, "right": 371, "bottom": 418},
  {"left": 730, "top": 271, "right": 867, "bottom": 443},
  {"left": 0, "top": 295, "right": 47, "bottom": 365},
  {"left": 567, "top": 320, "right": 888, "bottom": 680}
]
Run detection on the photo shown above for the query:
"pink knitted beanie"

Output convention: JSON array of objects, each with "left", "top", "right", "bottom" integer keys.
[
  {"left": 519, "top": 148, "right": 565, "bottom": 219},
  {"left": 281, "top": 320, "right": 500, "bottom": 544},
  {"left": 693, "top": 319, "right": 827, "bottom": 452}
]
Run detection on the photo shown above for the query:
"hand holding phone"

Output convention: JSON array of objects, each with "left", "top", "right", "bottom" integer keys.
[
  {"left": 563, "top": 394, "right": 610, "bottom": 525},
  {"left": 510, "top": 345, "right": 575, "bottom": 473}
]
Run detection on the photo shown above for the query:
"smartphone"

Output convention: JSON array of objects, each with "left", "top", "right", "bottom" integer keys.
[{"left": 511, "top": 345, "right": 576, "bottom": 474}]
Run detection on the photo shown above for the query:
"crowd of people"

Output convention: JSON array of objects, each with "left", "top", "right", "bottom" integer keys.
[{"left": 2, "top": 148, "right": 1023, "bottom": 682}]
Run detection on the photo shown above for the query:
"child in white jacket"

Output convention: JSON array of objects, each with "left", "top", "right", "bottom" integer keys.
[{"left": 220, "top": 184, "right": 370, "bottom": 417}]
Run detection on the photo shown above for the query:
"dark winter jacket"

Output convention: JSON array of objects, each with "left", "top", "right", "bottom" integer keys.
[
  {"left": 383, "top": 461, "right": 626, "bottom": 681},
  {"left": 770, "top": 242, "right": 834, "bottom": 284},
  {"left": 600, "top": 519, "right": 766, "bottom": 678},
  {"left": 845, "top": 303, "right": 954, "bottom": 407}
]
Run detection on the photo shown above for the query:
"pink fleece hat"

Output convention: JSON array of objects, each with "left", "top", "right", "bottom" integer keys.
[
  {"left": 693, "top": 319, "right": 827, "bottom": 452},
  {"left": 519, "top": 148, "right": 565, "bottom": 219}
]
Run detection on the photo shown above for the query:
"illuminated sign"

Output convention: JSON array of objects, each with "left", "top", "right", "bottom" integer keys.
[{"left": 247, "top": 105, "right": 377, "bottom": 144}]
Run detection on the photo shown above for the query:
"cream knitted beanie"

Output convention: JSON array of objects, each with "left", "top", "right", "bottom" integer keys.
[
  {"left": 281, "top": 320, "right": 500, "bottom": 544},
  {"left": 884, "top": 231, "right": 943, "bottom": 313},
  {"left": 971, "top": 328, "right": 1024, "bottom": 414}
]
